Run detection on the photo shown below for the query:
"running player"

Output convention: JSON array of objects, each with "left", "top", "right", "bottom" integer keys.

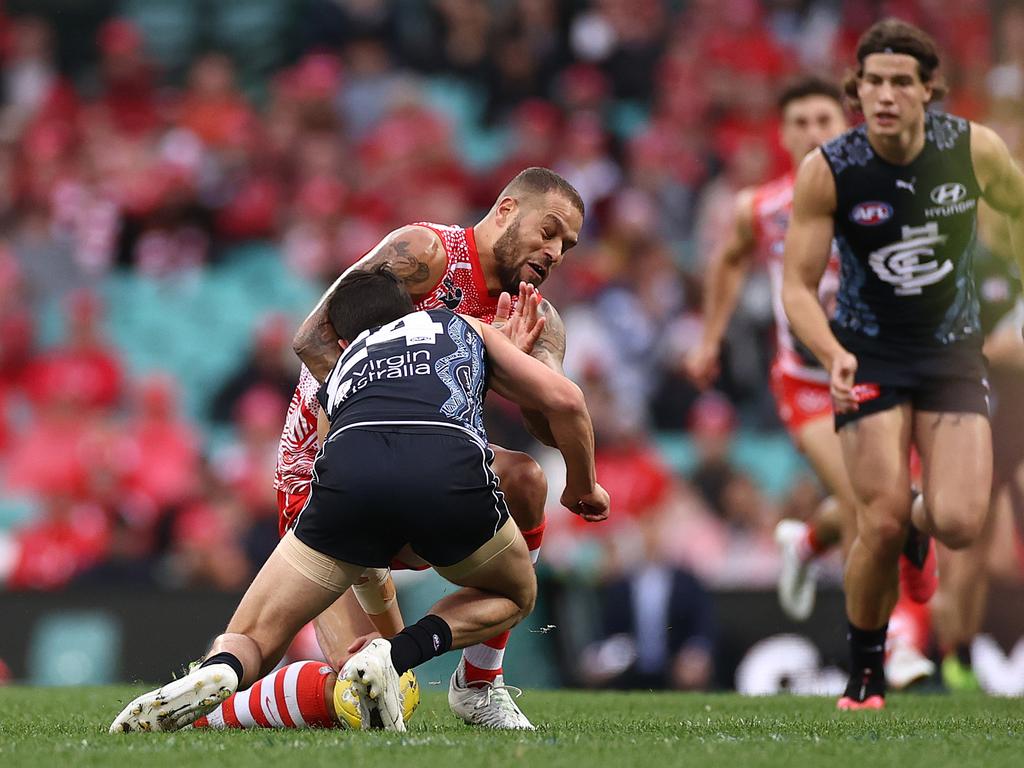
[
  {"left": 686, "top": 76, "right": 853, "bottom": 621},
  {"left": 783, "top": 19, "right": 1024, "bottom": 709},
  {"left": 268, "top": 166, "right": 581, "bottom": 729},
  {"left": 110, "top": 266, "right": 609, "bottom": 733},
  {"left": 686, "top": 75, "right": 934, "bottom": 687}
]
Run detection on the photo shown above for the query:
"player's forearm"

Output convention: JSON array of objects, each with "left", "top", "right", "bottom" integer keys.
[
  {"left": 521, "top": 300, "right": 567, "bottom": 446},
  {"left": 543, "top": 395, "right": 597, "bottom": 496},
  {"left": 701, "top": 250, "right": 749, "bottom": 348},
  {"left": 783, "top": 282, "right": 846, "bottom": 369}
]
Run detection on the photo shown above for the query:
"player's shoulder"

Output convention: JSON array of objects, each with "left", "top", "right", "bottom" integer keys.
[
  {"left": 819, "top": 123, "right": 873, "bottom": 177},
  {"left": 747, "top": 173, "right": 794, "bottom": 213},
  {"left": 385, "top": 223, "right": 446, "bottom": 253},
  {"left": 924, "top": 110, "right": 971, "bottom": 151}
]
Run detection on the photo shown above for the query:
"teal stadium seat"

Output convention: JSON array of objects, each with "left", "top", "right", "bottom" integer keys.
[
  {"left": 122, "top": 0, "right": 200, "bottom": 76},
  {"left": 655, "top": 432, "right": 808, "bottom": 498},
  {"left": 28, "top": 612, "right": 120, "bottom": 686},
  {"left": 92, "top": 247, "right": 319, "bottom": 428}
]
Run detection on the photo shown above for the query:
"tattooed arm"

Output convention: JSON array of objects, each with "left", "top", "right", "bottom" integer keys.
[
  {"left": 293, "top": 225, "right": 446, "bottom": 381},
  {"left": 521, "top": 299, "right": 568, "bottom": 447}
]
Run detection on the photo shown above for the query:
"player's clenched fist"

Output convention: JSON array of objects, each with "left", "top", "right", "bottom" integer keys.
[
  {"left": 561, "top": 484, "right": 610, "bottom": 522},
  {"left": 829, "top": 350, "right": 859, "bottom": 414}
]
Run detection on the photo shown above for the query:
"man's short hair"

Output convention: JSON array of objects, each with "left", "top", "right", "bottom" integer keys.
[
  {"left": 777, "top": 76, "right": 843, "bottom": 113},
  {"left": 328, "top": 265, "right": 415, "bottom": 343},
  {"left": 501, "top": 167, "right": 585, "bottom": 218},
  {"left": 843, "top": 18, "right": 947, "bottom": 110}
]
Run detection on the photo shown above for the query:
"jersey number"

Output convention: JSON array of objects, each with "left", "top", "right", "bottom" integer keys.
[{"left": 365, "top": 311, "right": 444, "bottom": 348}]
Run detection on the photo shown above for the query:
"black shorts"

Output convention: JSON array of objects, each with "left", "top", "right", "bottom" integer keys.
[
  {"left": 292, "top": 425, "right": 510, "bottom": 568},
  {"left": 832, "top": 327, "right": 990, "bottom": 431}
]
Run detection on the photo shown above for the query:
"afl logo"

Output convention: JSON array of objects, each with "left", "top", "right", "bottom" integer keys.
[
  {"left": 930, "top": 182, "right": 967, "bottom": 205},
  {"left": 850, "top": 201, "right": 893, "bottom": 226}
]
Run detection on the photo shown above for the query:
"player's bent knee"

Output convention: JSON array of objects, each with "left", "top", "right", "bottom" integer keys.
[
  {"left": 928, "top": 494, "right": 988, "bottom": 550},
  {"left": 859, "top": 512, "right": 907, "bottom": 556},
  {"left": 495, "top": 451, "right": 547, "bottom": 528},
  {"left": 932, "top": 513, "right": 985, "bottom": 550}
]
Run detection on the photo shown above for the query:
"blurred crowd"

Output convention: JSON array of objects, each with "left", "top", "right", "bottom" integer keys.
[{"left": 0, "top": 0, "right": 1021, "bottom": 642}]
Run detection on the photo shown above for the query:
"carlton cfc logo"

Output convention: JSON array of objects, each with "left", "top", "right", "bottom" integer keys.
[{"left": 850, "top": 201, "right": 893, "bottom": 226}]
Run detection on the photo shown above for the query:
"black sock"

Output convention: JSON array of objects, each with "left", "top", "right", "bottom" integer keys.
[
  {"left": 903, "top": 520, "right": 930, "bottom": 569},
  {"left": 845, "top": 622, "right": 887, "bottom": 700},
  {"left": 200, "top": 651, "right": 244, "bottom": 683},
  {"left": 389, "top": 615, "right": 453, "bottom": 675},
  {"left": 955, "top": 643, "right": 972, "bottom": 668}
]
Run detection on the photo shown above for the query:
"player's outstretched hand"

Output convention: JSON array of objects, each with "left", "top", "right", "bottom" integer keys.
[
  {"left": 830, "top": 350, "right": 859, "bottom": 414},
  {"left": 341, "top": 632, "right": 382, "bottom": 668},
  {"left": 684, "top": 341, "right": 720, "bottom": 389},
  {"left": 493, "top": 282, "right": 545, "bottom": 354},
  {"left": 561, "top": 483, "right": 610, "bottom": 523}
]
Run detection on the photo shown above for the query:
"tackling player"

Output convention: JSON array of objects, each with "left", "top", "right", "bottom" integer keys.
[
  {"left": 783, "top": 19, "right": 1024, "bottom": 709},
  {"left": 110, "top": 266, "right": 609, "bottom": 733}
]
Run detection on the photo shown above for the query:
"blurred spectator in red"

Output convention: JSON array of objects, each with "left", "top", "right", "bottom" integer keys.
[
  {"left": 282, "top": 174, "right": 349, "bottom": 279},
  {"left": 0, "top": 493, "right": 110, "bottom": 590},
  {"left": 3, "top": 388, "right": 92, "bottom": 501},
  {"left": 119, "top": 375, "right": 200, "bottom": 511},
  {"left": 0, "top": 16, "right": 79, "bottom": 145},
  {"left": 22, "top": 290, "right": 123, "bottom": 412},
  {"left": 94, "top": 18, "right": 160, "bottom": 137},
  {"left": 213, "top": 385, "right": 287, "bottom": 517},
  {"left": 176, "top": 52, "right": 254, "bottom": 150},
  {"left": 167, "top": 496, "right": 252, "bottom": 590},
  {"left": 210, "top": 313, "right": 299, "bottom": 423}
]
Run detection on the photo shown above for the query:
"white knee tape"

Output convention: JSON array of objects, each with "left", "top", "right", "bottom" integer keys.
[{"left": 352, "top": 567, "right": 395, "bottom": 615}]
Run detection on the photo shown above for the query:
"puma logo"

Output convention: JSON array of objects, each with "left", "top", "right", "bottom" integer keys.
[{"left": 896, "top": 177, "right": 916, "bottom": 194}]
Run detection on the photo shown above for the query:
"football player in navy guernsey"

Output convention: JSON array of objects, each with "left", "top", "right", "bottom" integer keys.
[
  {"left": 782, "top": 18, "right": 1024, "bottom": 710},
  {"left": 111, "top": 266, "right": 608, "bottom": 733}
]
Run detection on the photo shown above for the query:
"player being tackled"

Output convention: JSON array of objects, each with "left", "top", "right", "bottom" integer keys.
[{"left": 110, "top": 266, "right": 608, "bottom": 733}]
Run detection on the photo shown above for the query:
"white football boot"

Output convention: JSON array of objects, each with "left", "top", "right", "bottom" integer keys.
[
  {"left": 109, "top": 662, "right": 238, "bottom": 733},
  {"left": 886, "top": 637, "right": 935, "bottom": 690},
  {"left": 775, "top": 519, "right": 817, "bottom": 621},
  {"left": 448, "top": 659, "right": 534, "bottom": 730},
  {"left": 341, "top": 638, "right": 406, "bottom": 731}
]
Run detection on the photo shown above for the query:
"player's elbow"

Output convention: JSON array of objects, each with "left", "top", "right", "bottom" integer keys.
[
  {"left": 539, "top": 379, "right": 586, "bottom": 417},
  {"left": 292, "top": 320, "right": 315, "bottom": 358}
]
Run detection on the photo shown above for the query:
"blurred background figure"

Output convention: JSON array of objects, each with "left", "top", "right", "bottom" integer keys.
[{"left": 583, "top": 512, "right": 716, "bottom": 691}]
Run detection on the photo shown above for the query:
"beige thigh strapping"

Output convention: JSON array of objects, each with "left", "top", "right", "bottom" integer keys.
[{"left": 433, "top": 516, "right": 519, "bottom": 581}]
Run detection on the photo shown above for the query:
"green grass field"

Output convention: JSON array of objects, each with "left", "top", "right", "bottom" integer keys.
[{"left": 0, "top": 687, "right": 1020, "bottom": 768}]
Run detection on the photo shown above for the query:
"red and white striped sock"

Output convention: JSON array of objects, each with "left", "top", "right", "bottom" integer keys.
[
  {"left": 193, "top": 660, "right": 337, "bottom": 729},
  {"left": 797, "top": 523, "right": 828, "bottom": 564},
  {"left": 463, "top": 518, "right": 545, "bottom": 686}
]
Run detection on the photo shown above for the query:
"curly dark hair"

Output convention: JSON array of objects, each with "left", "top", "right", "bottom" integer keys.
[{"left": 842, "top": 18, "right": 947, "bottom": 112}]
